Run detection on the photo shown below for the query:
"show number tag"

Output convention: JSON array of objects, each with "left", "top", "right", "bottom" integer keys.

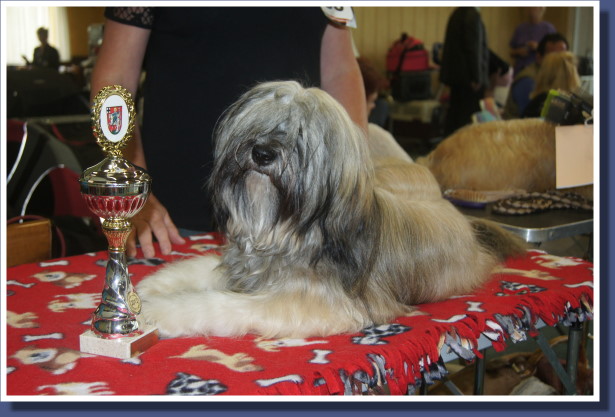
[{"left": 321, "top": 7, "right": 357, "bottom": 28}]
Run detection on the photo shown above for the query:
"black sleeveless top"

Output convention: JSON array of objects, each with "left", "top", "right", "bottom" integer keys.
[{"left": 105, "top": 7, "right": 329, "bottom": 231}]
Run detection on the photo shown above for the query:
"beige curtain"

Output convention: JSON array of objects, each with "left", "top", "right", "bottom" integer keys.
[{"left": 4, "top": 6, "right": 71, "bottom": 66}]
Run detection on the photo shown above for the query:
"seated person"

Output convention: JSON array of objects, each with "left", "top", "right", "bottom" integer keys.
[
  {"left": 31, "top": 27, "right": 60, "bottom": 71},
  {"left": 502, "top": 33, "right": 568, "bottom": 119},
  {"left": 357, "top": 57, "right": 390, "bottom": 128},
  {"left": 357, "top": 57, "right": 413, "bottom": 162},
  {"left": 522, "top": 51, "right": 581, "bottom": 118}
]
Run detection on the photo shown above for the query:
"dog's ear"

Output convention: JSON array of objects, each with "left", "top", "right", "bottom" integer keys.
[
  {"left": 312, "top": 141, "right": 380, "bottom": 295},
  {"left": 286, "top": 87, "right": 381, "bottom": 294},
  {"left": 318, "top": 152, "right": 381, "bottom": 295}
]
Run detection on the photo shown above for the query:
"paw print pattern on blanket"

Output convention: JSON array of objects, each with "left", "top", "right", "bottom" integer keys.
[
  {"left": 352, "top": 323, "right": 411, "bottom": 345},
  {"left": 493, "top": 266, "right": 563, "bottom": 281},
  {"left": 166, "top": 372, "right": 228, "bottom": 395},
  {"left": 47, "top": 293, "right": 100, "bottom": 313},
  {"left": 38, "top": 381, "right": 114, "bottom": 395},
  {"left": 32, "top": 271, "right": 96, "bottom": 289},
  {"left": 495, "top": 281, "right": 546, "bottom": 296},
  {"left": 531, "top": 253, "right": 586, "bottom": 269},
  {"left": 12, "top": 346, "right": 90, "bottom": 375},
  {"left": 171, "top": 344, "right": 263, "bottom": 372},
  {"left": 7, "top": 311, "right": 39, "bottom": 328},
  {"left": 255, "top": 337, "right": 328, "bottom": 352}
]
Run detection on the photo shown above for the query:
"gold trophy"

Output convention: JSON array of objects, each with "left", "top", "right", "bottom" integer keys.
[{"left": 79, "top": 85, "right": 158, "bottom": 358}]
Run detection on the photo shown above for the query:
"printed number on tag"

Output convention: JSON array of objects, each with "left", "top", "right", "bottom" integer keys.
[{"left": 321, "top": 7, "right": 357, "bottom": 28}]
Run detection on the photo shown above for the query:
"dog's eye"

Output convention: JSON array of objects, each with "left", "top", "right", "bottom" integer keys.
[{"left": 252, "top": 145, "right": 277, "bottom": 166}]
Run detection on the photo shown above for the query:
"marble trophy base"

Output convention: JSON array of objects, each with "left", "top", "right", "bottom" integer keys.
[{"left": 80, "top": 325, "right": 159, "bottom": 359}]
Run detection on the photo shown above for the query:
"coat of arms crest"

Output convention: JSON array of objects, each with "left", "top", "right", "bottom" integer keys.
[{"left": 106, "top": 106, "right": 122, "bottom": 135}]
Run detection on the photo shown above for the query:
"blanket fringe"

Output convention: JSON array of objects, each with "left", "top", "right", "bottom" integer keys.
[
  {"left": 254, "top": 279, "right": 592, "bottom": 396},
  {"left": 262, "top": 292, "right": 593, "bottom": 395}
]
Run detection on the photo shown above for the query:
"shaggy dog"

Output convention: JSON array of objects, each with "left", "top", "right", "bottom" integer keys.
[{"left": 137, "top": 81, "right": 525, "bottom": 339}]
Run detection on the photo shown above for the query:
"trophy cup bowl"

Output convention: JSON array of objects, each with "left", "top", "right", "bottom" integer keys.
[
  {"left": 81, "top": 158, "right": 150, "bottom": 220},
  {"left": 80, "top": 156, "right": 151, "bottom": 337}
]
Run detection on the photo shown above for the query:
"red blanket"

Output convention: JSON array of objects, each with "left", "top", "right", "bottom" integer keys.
[{"left": 6, "top": 233, "right": 593, "bottom": 396}]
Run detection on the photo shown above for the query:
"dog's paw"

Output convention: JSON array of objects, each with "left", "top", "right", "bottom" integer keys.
[
  {"left": 138, "top": 290, "right": 218, "bottom": 338},
  {"left": 136, "top": 254, "right": 223, "bottom": 299},
  {"left": 135, "top": 270, "right": 174, "bottom": 299},
  {"left": 138, "top": 297, "right": 177, "bottom": 338}
]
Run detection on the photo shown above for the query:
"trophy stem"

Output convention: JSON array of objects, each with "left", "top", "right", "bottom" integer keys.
[{"left": 91, "top": 220, "right": 142, "bottom": 338}]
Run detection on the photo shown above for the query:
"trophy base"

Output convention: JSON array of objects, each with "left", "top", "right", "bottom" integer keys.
[{"left": 80, "top": 325, "right": 159, "bottom": 359}]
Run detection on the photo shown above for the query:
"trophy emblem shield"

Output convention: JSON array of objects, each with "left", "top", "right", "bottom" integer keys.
[{"left": 106, "top": 106, "right": 122, "bottom": 135}]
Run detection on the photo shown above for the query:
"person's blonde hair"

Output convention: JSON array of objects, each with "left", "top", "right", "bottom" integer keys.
[{"left": 531, "top": 51, "right": 580, "bottom": 98}]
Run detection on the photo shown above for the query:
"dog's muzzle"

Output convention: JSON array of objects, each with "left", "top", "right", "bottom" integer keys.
[{"left": 252, "top": 145, "right": 278, "bottom": 167}]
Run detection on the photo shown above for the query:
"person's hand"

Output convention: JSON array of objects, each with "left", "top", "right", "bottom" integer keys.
[
  {"left": 127, "top": 194, "right": 185, "bottom": 258},
  {"left": 527, "top": 40, "right": 538, "bottom": 51},
  {"left": 494, "top": 67, "right": 513, "bottom": 87}
]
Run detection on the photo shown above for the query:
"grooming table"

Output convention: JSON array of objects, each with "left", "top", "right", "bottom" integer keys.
[
  {"left": 458, "top": 206, "right": 593, "bottom": 244},
  {"left": 5, "top": 233, "right": 593, "bottom": 396}
]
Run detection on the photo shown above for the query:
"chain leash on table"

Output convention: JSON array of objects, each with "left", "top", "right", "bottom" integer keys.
[{"left": 491, "top": 191, "right": 593, "bottom": 215}]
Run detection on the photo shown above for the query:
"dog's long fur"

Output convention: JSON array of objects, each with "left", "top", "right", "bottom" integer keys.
[{"left": 137, "top": 81, "right": 525, "bottom": 339}]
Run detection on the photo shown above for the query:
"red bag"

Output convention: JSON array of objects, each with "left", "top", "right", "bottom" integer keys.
[
  {"left": 397, "top": 49, "right": 429, "bottom": 72},
  {"left": 386, "top": 33, "right": 429, "bottom": 73}
]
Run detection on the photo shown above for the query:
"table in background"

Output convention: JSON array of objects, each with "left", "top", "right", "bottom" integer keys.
[{"left": 458, "top": 205, "right": 594, "bottom": 265}]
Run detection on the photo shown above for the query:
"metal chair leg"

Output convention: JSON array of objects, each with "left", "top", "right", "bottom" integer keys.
[
  {"left": 534, "top": 330, "right": 577, "bottom": 395},
  {"left": 565, "top": 321, "right": 584, "bottom": 392},
  {"left": 443, "top": 377, "right": 465, "bottom": 395},
  {"left": 420, "top": 376, "right": 429, "bottom": 395},
  {"left": 473, "top": 350, "right": 486, "bottom": 395}
]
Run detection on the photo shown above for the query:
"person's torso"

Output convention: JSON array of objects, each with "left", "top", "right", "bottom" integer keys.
[{"left": 130, "top": 7, "right": 329, "bottom": 229}]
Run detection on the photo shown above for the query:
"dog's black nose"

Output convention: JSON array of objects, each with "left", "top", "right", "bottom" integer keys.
[{"left": 252, "top": 145, "right": 277, "bottom": 166}]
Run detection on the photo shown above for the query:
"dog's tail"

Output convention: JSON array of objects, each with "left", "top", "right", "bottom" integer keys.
[{"left": 471, "top": 218, "right": 528, "bottom": 261}]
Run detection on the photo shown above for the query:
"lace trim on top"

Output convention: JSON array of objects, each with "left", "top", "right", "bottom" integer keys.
[{"left": 106, "top": 7, "right": 154, "bottom": 29}]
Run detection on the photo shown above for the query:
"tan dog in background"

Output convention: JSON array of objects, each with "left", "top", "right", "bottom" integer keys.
[
  {"left": 417, "top": 119, "right": 593, "bottom": 199},
  {"left": 416, "top": 119, "right": 557, "bottom": 192}
]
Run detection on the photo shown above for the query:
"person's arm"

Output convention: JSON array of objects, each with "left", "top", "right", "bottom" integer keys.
[
  {"left": 510, "top": 45, "right": 530, "bottom": 59},
  {"left": 91, "top": 19, "right": 185, "bottom": 258},
  {"left": 91, "top": 19, "right": 149, "bottom": 163},
  {"left": 320, "top": 23, "right": 367, "bottom": 133},
  {"left": 511, "top": 41, "right": 538, "bottom": 61}
]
